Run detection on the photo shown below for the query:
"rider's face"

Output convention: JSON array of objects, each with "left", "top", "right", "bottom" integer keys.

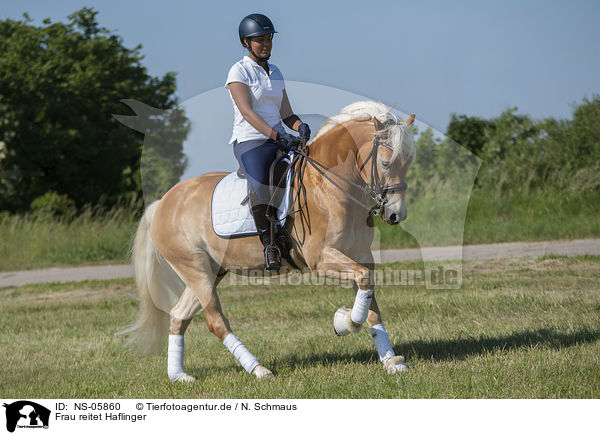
[{"left": 245, "top": 33, "right": 273, "bottom": 58}]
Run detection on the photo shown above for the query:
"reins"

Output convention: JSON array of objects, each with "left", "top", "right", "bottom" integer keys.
[{"left": 266, "top": 121, "right": 408, "bottom": 243}]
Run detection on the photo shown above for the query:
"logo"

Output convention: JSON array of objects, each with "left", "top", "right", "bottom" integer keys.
[{"left": 3, "top": 401, "right": 50, "bottom": 433}]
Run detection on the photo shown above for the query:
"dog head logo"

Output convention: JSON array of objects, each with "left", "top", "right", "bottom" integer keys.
[{"left": 3, "top": 401, "right": 50, "bottom": 433}]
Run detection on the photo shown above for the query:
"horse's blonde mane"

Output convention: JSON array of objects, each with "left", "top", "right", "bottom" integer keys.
[{"left": 313, "top": 101, "right": 416, "bottom": 164}]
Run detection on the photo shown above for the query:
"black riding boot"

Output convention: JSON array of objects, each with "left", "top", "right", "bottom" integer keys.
[
  {"left": 250, "top": 201, "right": 281, "bottom": 271},
  {"left": 274, "top": 225, "right": 291, "bottom": 253},
  {"left": 266, "top": 205, "right": 300, "bottom": 269}
]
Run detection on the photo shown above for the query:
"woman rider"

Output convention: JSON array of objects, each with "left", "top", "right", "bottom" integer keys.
[{"left": 225, "top": 13, "right": 310, "bottom": 271}]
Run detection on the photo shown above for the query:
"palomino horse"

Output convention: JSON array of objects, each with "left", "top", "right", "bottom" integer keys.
[{"left": 118, "top": 101, "right": 416, "bottom": 381}]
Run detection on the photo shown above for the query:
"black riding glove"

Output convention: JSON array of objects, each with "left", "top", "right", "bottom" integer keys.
[
  {"left": 298, "top": 123, "right": 311, "bottom": 141},
  {"left": 276, "top": 131, "right": 299, "bottom": 151}
]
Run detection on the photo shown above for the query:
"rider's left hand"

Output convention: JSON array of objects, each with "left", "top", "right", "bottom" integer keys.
[{"left": 298, "top": 123, "right": 311, "bottom": 141}]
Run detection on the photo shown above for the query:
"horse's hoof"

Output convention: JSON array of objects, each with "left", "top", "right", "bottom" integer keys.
[
  {"left": 384, "top": 356, "right": 408, "bottom": 374},
  {"left": 176, "top": 373, "right": 197, "bottom": 382},
  {"left": 334, "top": 307, "right": 363, "bottom": 336},
  {"left": 334, "top": 307, "right": 351, "bottom": 336},
  {"left": 252, "top": 365, "right": 275, "bottom": 380}
]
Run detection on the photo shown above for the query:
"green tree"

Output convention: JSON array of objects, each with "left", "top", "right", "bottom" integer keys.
[
  {"left": 0, "top": 8, "right": 188, "bottom": 211},
  {"left": 480, "top": 108, "right": 538, "bottom": 163},
  {"left": 446, "top": 114, "right": 492, "bottom": 157},
  {"left": 409, "top": 127, "right": 439, "bottom": 195},
  {"left": 569, "top": 95, "right": 600, "bottom": 169},
  {"left": 114, "top": 99, "right": 189, "bottom": 204},
  {"left": 444, "top": 97, "right": 600, "bottom": 194},
  {"left": 410, "top": 126, "right": 482, "bottom": 197},
  {"left": 539, "top": 95, "right": 600, "bottom": 191}
]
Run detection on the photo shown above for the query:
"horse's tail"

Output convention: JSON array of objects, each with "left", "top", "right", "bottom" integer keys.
[{"left": 116, "top": 200, "right": 183, "bottom": 354}]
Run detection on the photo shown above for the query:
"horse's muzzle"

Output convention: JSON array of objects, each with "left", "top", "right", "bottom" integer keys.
[
  {"left": 388, "top": 213, "right": 400, "bottom": 225},
  {"left": 386, "top": 208, "right": 407, "bottom": 225}
]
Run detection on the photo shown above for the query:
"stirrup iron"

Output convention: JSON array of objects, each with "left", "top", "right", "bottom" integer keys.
[{"left": 264, "top": 243, "right": 281, "bottom": 271}]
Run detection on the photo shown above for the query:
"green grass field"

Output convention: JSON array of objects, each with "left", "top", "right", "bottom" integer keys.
[{"left": 1, "top": 256, "right": 598, "bottom": 398}]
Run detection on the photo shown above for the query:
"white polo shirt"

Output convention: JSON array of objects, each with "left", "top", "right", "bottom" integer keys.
[{"left": 225, "top": 55, "right": 286, "bottom": 144}]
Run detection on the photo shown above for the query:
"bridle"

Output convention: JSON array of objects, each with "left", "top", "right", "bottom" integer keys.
[
  {"left": 358, "top": 123, "right": 408, "bottom": 216},
  {"left": 286, "top": 119, "right": 408, "bottom": 218}
]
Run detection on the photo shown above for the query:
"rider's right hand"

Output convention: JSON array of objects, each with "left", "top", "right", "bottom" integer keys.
[{"left": 276, "top": 131, "right": 299, "bottom": 151}]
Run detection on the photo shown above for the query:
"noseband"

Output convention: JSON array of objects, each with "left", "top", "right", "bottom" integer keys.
[{"left": 358, "top": 122, "right": 408, "bottom": 216}]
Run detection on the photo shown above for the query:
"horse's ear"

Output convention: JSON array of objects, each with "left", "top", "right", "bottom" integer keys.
[
  {"left": 373, "top": 116, "right": 384, "bottom": 131},
  {"left": 406, "top": 114, "right": 415, "bottom": 126}
]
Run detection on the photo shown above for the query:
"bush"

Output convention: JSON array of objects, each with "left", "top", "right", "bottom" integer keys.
[{"left": 30, "top": 191, "right": 76, "bottom": 218}]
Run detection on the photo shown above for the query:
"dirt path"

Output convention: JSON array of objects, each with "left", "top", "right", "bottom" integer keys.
[{"left": 1, "top": 238, "right": 598, "bottom": 288}]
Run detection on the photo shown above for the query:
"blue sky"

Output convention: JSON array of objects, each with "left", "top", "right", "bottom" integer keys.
[
  {"left": 3, "top": 0, "right": 600, "bottom": 177},
  {"left": 4, "top": 1, "right": 599, "bottom": 129}
]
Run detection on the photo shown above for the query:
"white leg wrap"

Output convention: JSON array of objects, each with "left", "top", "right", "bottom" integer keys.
[
  {"left": 370, "top": 324, "right": 395, "bottom": 363},
  {"left": 351, "top": 288, "right": 374, "bottom": 325},
  {"left": 223, "top": 333, "right": 260, "bottom": 375},
  {"left": 167, "top": 335, "right": 186, "bottom": 381}
]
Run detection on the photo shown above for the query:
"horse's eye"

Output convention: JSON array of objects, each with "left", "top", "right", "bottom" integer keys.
[{"left": 381, "top": 160, "right": 391, "bottom": 169}]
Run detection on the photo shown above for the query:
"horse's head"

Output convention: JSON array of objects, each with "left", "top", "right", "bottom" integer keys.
[{"left": 358, "top": 113, "right": 416, "bottom": 224}]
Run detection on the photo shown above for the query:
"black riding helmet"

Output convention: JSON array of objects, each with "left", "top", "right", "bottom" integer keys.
[{"left": 238, "top": 14, "right": 277, "bottom": 61}]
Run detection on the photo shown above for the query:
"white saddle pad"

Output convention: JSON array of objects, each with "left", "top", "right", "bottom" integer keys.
[{"left": 211, "top": 157, "right": 294, "bottom": 238}]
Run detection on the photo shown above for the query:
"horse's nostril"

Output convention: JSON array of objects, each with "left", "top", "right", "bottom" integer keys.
[{"left": 389, "top": 213, "right": 399, "bottom": 224}]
